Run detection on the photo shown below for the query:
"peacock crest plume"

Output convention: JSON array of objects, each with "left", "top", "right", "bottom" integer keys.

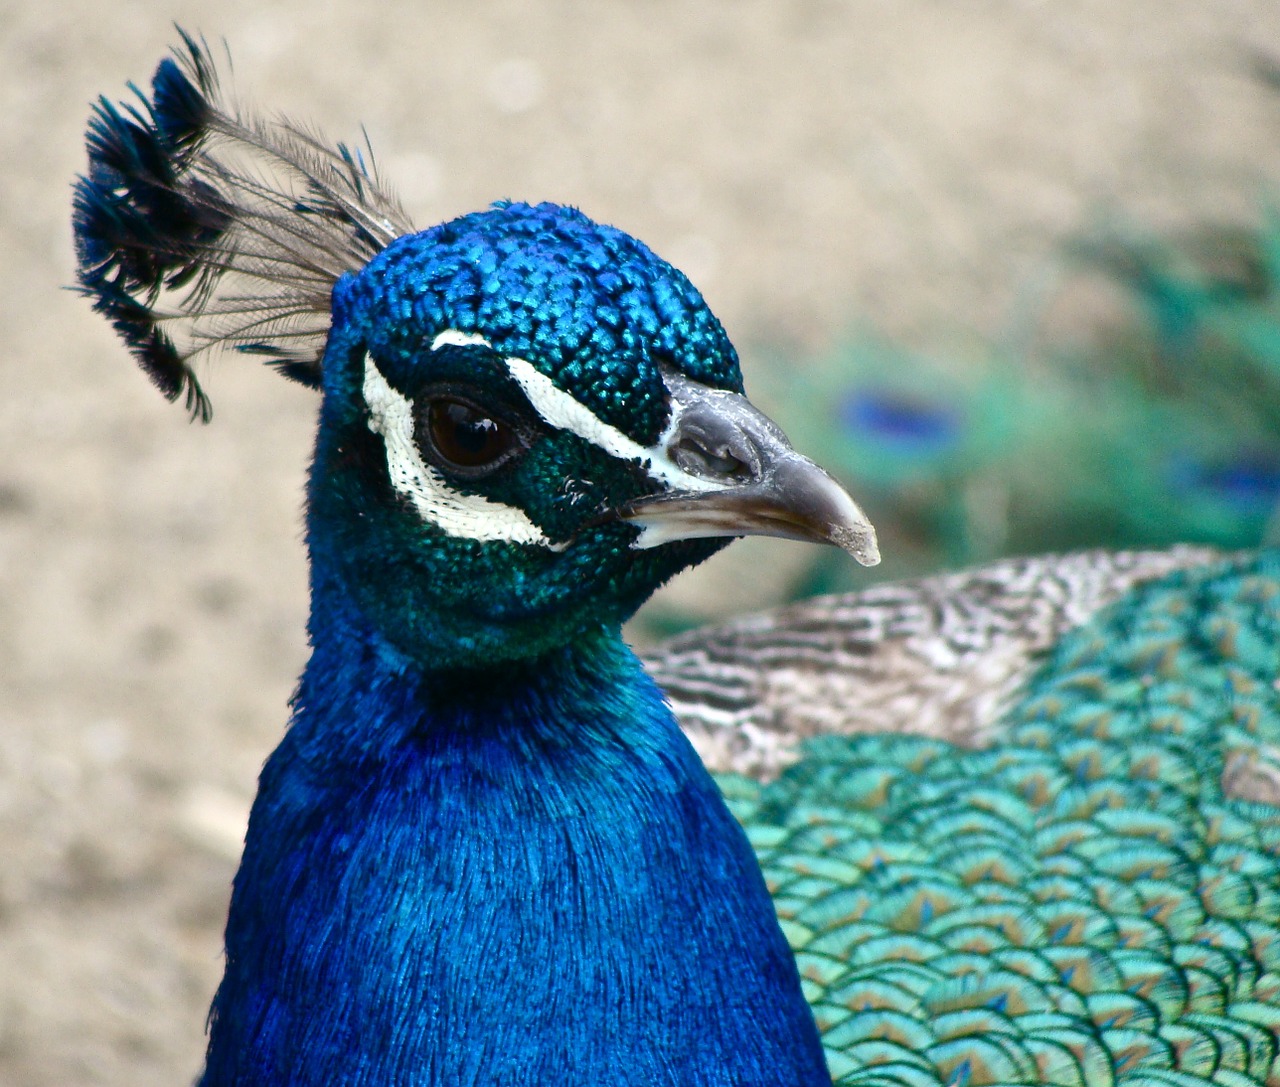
[{"left": 73, "top": 30, "right": 413, "bottom": 420}]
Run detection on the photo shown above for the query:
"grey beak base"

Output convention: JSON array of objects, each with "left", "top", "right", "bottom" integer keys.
[
  {"left": 619, "top": 379, "right": 880, "bottom": 566},
  {"left": 622, "top": 458, "right": 880, "bottom": 566}
]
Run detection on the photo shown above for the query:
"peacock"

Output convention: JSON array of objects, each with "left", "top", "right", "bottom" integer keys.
[{"left": 73, "top": 35, "right": 1280, "bottom": 1087}]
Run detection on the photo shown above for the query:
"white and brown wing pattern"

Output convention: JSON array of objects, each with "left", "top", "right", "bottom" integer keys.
[{"left": 647, "top": 545, "right": 1222, "bottom": 778}]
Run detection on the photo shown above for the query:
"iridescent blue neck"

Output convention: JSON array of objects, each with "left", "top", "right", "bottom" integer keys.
[{"left": 199, "top": 582, "right": 829, "bottom": 1086}]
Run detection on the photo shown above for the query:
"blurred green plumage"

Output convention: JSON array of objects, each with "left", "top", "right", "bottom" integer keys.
[
  {"left": 734, "top": 209, "right": 1280, "bottom": 608},
  {"left": 714, "top": 550, "right": 1280, "bottom": 1085}
]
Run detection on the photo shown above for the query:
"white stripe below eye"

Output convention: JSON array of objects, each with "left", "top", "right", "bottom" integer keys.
[
  {"left": 504, "top": 356, "right": 717, "bottom": 493},
  {"left": 362, "top": 353, "right": 558, "bottom": 548}
]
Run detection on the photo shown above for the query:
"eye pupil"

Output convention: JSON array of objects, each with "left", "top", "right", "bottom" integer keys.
[
  {"left": 424, "top": 397, "right": 520, "bottom": 471},
  {"left": 444, "top": 403, "right": 497, "bottom": 457}
]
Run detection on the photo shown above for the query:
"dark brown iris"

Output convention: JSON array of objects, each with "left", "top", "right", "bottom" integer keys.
[{"left": 421, "top": 397, "right": 523, "bottom": 473}]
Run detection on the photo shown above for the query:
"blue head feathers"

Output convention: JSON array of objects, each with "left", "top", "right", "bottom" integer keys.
[
  {"left": 308, "top": 203, "right": 760, "bottom": 669},
  {"left": 352, "top": 202, "right": 744, "bottom": 441}
]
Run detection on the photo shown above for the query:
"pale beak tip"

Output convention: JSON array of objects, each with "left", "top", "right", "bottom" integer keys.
[{"left": 830, "top": 522, "right": 881, "bottom": 567}]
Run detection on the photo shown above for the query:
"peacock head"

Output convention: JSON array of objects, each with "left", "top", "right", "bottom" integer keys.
[
  {"left": 312, "top": 202, "right": 878, "bottom": 668},
  {"left": 73, "top": 37, "right": 878, "bottom": 672}
]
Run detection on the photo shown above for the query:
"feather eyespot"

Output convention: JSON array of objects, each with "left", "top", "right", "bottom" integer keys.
[{"left": 417, "top": 396, "right": 527, "bottom": 477}]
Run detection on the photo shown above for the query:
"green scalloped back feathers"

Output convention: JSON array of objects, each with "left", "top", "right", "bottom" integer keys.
[{"left": 721, "top": 549, "right": 1280, "bottom": 1086}]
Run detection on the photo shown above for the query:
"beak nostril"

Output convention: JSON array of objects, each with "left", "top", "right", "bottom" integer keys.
[{"left": 672, "top": 436, "right": 753, "bottom": 481}]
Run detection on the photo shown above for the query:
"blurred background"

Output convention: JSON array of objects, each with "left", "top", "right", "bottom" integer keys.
[{"left": 5, "top": 2, "right": 1280, "bottom": 1084}]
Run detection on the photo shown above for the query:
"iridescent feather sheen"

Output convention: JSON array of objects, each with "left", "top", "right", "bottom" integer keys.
[{"left": 697, "top": 549, "right": 1280, "bottom": 1085}]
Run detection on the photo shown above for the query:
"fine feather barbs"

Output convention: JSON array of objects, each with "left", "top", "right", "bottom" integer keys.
[{"left": 71, "top": 30, "right": 414, "bottom": 421}]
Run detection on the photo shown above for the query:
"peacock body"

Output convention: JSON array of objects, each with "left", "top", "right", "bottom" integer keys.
[{"left": 73, "top": 34, "right": 1280, "bottom": 1087}]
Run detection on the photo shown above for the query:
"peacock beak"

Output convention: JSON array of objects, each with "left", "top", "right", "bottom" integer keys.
[{"left": 619, "top": 373, "right": 880, "bottom": 566}]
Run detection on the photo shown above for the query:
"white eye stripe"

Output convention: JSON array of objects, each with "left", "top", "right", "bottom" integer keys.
[
  {"left": 361, "top": 353, "right": 560, "bottom": 549},
  {"left": 504, "top": 355, "right": 717, "bottom": 494},
  {"left": 431, "top": 330, "right": 493, "bottom": 352},
  {"left": 428, "top": 328, "right": 715, "bottom": 494}
]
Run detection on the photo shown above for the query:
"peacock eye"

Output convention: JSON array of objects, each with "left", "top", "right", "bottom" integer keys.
[{"left": 419, "top": 396, "right": 525, "bottom": 475}]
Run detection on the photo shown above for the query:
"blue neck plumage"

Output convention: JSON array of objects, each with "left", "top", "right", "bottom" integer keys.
[{"left": 200, "top": 573, "right": 829, "bottom": 1086}]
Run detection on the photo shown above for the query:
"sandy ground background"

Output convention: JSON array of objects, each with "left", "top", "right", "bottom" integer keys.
[{"left": 5, "top": 3, "right": 1280, "bottom": 1084}]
